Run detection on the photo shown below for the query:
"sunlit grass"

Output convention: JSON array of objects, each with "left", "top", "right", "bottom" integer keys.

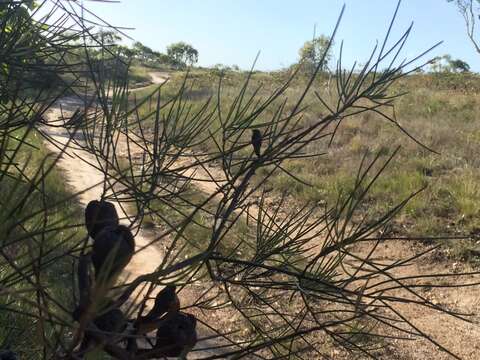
[
  {"left": 0, "top": 131, "right": 83, "bottom": 357},
  {"left": 130, "top": 68, "right": 480, "bottom": 257}
]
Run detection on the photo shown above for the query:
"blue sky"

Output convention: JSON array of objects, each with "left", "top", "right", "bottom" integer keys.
[{"left": 82, "top": 0, "right": 479, "bottom": 71}]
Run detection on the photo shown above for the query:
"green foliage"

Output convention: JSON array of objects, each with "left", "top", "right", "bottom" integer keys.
[
  {"left": 2, "top": 1, "right": 479, "bottom": 359},
  {"left": 93, "top": 30, "right": 122, "bottom": 46},
  {"left": 0, "top": 131, "right": 83, "bottom": 357},
  {"left": 78, "top": 33, "right": 200, "bottom": 70},
  {"left": 448, "top": 58, "right": 471, "bottom": 72},
  {"left": 298, "top": 34, "right": 333, "bottom": 72},
  {"left": 132, "top": 41, "right": 155, "bottom": 62},
  {"left": 166, "top": 41, "right": 199, "bottom": 68},
  {"left": 0, "top": 1, "right": 60, "bottom": 94},
  {"left": 430, "top": 54, "right": 470, "bottom": 73}
]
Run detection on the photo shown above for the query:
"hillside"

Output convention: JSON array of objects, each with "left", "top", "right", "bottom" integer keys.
[
  {"left": 4, "top": 1, "right": 480, "bottom": 358},
  {"left": 132, "top": 69, "right": 480, "bottom": 262}
]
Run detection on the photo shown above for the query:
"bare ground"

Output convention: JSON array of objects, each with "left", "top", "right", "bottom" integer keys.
[
  {"left": 173, "top": 158, "right": 480, "bottom": 359},
  {"left": 42, "top": 72, "right": 480, "bottom": 359},
  {"left": 350, "top": 241, "right": 480, "bottom": 360},
  {"left": 42, "top": 74, "right": 224, "bottom": 358}
]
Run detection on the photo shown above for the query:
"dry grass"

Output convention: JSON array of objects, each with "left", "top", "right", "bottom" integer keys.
[{"left": 132, "top": 69, "right": 480, "bottom": 262}]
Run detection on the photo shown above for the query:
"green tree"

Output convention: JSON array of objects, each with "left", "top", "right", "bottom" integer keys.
[
  {"left": 132, "top": 41, "right": 156, "bottom": 63},
  {"left": 298, "top": 35, "right": 333, "bottom": 71},
  {"left": 0, "top": 0, "right": 62, "bottom": 93},
  {"left": 448, "top": 58, "right": 471, "bottom": 72},
  {"left": 0, "top": 0, "right": 37, "bottom": 15},
  {"left": 116, "top": 44, "right": 135, "bottom": 59},
  {"left": 96, "top": 29, "right": 122, "bottom": 46},
  {"left": 152, "top": 50, "right": 172, "bottom": 65},
  {"left": 429, "top": 54, "right": 471, "bottom": 72},
  {"left": 166, "top": 41, "right": 199, "bottom": 68}
]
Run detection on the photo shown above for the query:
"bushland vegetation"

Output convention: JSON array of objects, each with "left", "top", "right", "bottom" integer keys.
[{"left": 1, "top": 1, "right": 480, "bottom": 359}]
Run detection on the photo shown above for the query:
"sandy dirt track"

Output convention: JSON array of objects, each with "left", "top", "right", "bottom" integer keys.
[
  {"left": 41, "top": 72, "right": 480, "bottom": 359},
  {"left": 41, "top": 74, "right": 226, "bottom": 358}
]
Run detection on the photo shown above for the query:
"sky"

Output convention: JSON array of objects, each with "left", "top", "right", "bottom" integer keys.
[{"left": 80, "top": 0, "right": 480, "bottom": 72}]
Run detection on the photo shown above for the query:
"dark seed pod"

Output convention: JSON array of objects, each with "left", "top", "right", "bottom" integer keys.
[
  {"left": 85, "top": 200, "right": 119, "bottom": 239},
  {"left": 92, "top": 225, "right": 135, "bottom": 280},
  {"left": 140, "top": 285, "right": 179, "bottom": 323},
  {"left": 154, "top": 312, "right": 197, "bottom": 357},
  {"left": 72, "top": 254, "right": 93, "bottom": 321},
  {"left": 251, "top": 129, "right": 262, "bottom": 157},
  {"left": 0, "top": 350, "right": 17, "bottom": 360},
  {"left": 78, "top": 307, "right": 127, "bottom": 356},
  {"left": 94, "top": 308, "right": 127, "bottom": 334},
  {"left": 135, "top": 285, "right": 180, "bottom": 334}
]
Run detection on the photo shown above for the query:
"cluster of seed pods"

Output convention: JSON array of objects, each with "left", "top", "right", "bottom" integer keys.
[{"left": 72, "top": 200, "right": 197, "bottom": 359}]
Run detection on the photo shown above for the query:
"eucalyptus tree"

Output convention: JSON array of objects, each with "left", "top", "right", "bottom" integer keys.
[
  {"left": 298, "top": 35, "right": 333, "bottom": 72},
  {"left": 167, "top": 41, "right": 199, "bottom": 68}
]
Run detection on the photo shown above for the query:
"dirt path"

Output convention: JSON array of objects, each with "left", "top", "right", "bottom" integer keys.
[
  {"left": 177, "top": 156, "right": 480, "bottom": 359},
  {"left": 128, "top": 71, "right": 170, "bottom": 94},
  {"left": 146, "top": 72, "right": 170, "bottom": 87},
  {"left": 121, "top": 76, "right": 480, "bottom": 358},
  {"left": 42, "top": 74, "right": 229, "bottom": 358},
  {"left": 43, "top": 106, "right": 164, "bottom": 284},
  {"left": 345, "top": 240, "right": 480, "bottom": 360},
  {"left": 43, "top": 71, "right": 480, "bottom": 359},
  {"left": 43, "top": 72, "right": 171, "bottom": 280}
]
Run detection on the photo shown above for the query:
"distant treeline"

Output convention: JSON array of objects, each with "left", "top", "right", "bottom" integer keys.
[{"left": 89, "top": 30, "right": 199, "bottom": 70}]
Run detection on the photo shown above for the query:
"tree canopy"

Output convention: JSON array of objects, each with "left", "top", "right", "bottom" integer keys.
[
  {"left": 298, "top": 35, "right": 333, "bottom": 71},
  {"left": 166, "top": 41, "right": 199, "bottom": 68},
  {"left": 430, "top": 54, "right": 471, "bottom": 72}
]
